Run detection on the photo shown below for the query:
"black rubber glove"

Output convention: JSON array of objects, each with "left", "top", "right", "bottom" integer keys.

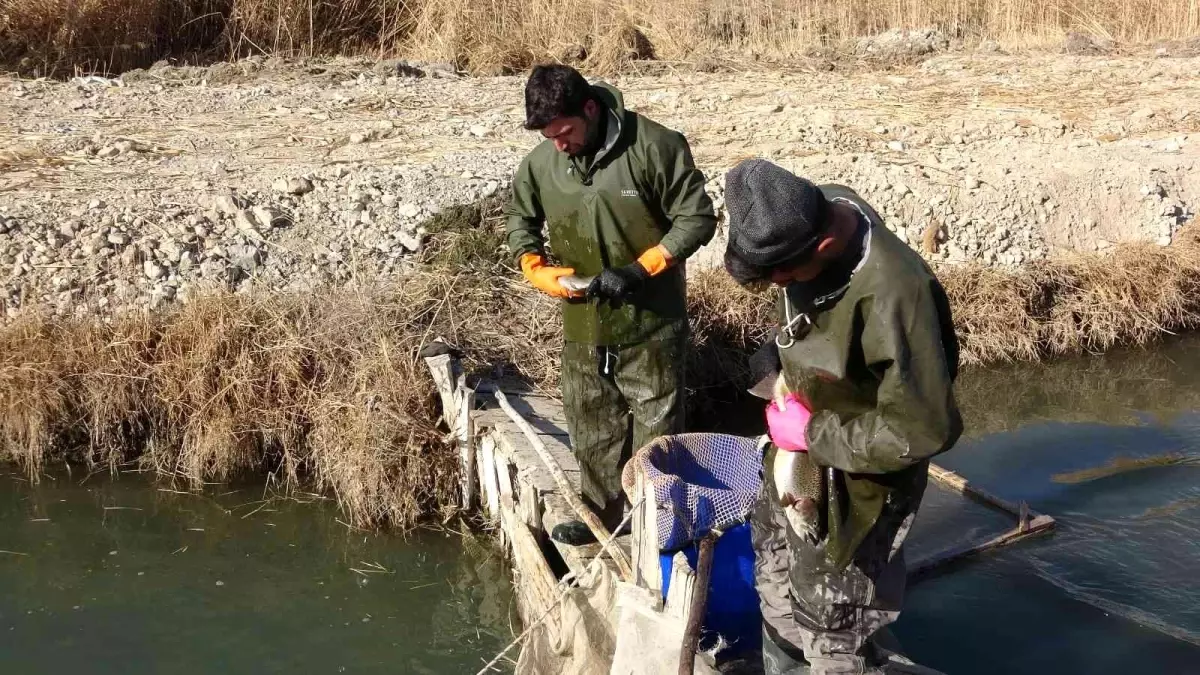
[{"left": 585, "top": 262, "right": 650, "bottom": 306}]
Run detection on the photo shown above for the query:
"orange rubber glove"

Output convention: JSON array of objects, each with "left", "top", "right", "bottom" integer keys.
[
  {"left": 636, "top": 245, "right": 673, "bottom": 277},
  {"left": 520, "top": 253, "right": 581, "bottom": 299}
]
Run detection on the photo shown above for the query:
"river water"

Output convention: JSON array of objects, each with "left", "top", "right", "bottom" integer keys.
[
  {"left": 895, "top": 335, "right": 1200, "bottom": 673},
  {"left": 0, "top": 473, "right": 515, "bottom": 674},
  {"left": 3, "top": 337, "right": 1200, "bottom": 674}
]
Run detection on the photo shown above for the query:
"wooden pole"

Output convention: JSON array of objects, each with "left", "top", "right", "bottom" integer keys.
[
  {"left": 912, "top": 463, "right": 1058, "bottom": 580},
  {"left": 907, "top": 514, "right": 1055, "bottom": 581},
  {"left": 679, "top": 531, "right": 718, "bottom": 675},
  {"left": 928, "top": 463, "right": 1027, "bottom": 517},
  {"left": 494, "top": 388, "right": 634, "bottom": 582}
]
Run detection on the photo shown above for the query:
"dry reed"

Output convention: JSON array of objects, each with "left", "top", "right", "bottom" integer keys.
[
  {"left": 0, "top": 191, "right": 558, "bottom": 527},
  {"left": 3, "top": 0, "right": 1199, "bottom": 75},
  {"left": 3, "top": 188, "right": 1200, "bottom": 528}
]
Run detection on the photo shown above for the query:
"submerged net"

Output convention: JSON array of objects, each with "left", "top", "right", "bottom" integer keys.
[{"left": 621, "top": 432, "right": 765, "bottom": 551}]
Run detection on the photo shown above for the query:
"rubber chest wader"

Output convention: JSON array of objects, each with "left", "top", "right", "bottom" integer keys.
[
  {"left": 752, "top": 186, "right": 962, "bottom": 674},
  {"left": 505, "top": 83, "right": 716, "bottom": 519}
]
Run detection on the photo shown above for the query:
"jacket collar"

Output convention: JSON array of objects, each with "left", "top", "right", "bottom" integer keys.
[{"left": 588, "top": 83, "right": 626, "bottom": 170}]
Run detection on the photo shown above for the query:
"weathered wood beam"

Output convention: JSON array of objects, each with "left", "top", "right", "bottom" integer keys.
[{"left": 494, "top": 388, "right": 634, "bottom": 582}]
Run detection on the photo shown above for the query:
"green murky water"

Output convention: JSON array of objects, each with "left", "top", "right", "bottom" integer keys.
[
  {"left": 893, "top": 335, "right": 1200, "bottom": 673},
  {"left": 0, "top": 473, "right": 515, "bottom": 674},
  {"left": 5, "top": 334, "right": 1200, "bottom": 675}
]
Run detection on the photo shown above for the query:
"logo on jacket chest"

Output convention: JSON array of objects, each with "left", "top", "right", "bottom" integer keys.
[{"left": 620, "top": 188, "right": 640, "bottom": 198}]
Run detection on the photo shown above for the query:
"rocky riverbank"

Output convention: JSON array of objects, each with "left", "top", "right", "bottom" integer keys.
[{"left": 2, "top": 51, "right": 1198, "bottom": 319}]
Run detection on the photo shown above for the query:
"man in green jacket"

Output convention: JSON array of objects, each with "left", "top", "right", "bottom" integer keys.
[
  {"left": 724, "top": 159, "right": 962, "bottom": 673},
  {"left": 504, "top": 64, "right": 717, "bottom": 544}
]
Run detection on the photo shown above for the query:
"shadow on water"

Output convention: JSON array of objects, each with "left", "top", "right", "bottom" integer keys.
[
  {"left": 0, "top": 471, "right": 516, "bottom": 675},
  {"left": 892, "top": 334, "right": 1200, "bottom": 674}
]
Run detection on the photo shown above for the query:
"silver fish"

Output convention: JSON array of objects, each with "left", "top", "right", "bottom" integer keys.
[
  {"left": 770, "top": 374, "right": 825, "bottom": 543},
  {"left": 557, "top": 274, "right": 594, "bottom": 294}
]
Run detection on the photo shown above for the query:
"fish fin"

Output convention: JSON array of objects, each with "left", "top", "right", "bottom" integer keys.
[
  {"left": 772, "top": 370, "right": 790, "bottom": 410},
  {"left": 785, "top": 499, "right": 821, "bottom": 545}
]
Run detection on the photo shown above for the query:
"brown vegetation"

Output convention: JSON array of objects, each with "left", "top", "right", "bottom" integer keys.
[
  {"left": 2, "top": 191, "right": 1200, "bottom": 528},
  {"left": 3, "top": 0, "right": 1199, "bottom": 75},
  {"left": 0, "top": 196, "right": 553, "bottom": 527},
  {"left": 943, "top": 227, "right": 1200, "bottom": 365}
]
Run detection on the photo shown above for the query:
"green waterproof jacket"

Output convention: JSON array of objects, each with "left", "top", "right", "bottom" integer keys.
[
  {"left": 778, "top": 184, "right": 963, "bottom": 569},
  {"left": 504, "top": 83, "right": 717, "bottom": 345}
]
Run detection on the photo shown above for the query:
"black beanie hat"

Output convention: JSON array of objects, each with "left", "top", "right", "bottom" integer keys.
[{"left": 723, "top": 159, "right": 829, "bottom": 285}]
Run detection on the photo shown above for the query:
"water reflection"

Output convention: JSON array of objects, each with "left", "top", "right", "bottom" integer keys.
[
  {"left": 895, "top": 336, "right": 1200, "bottom": 673},
  {"left": 0, "top": 470, "right": 516, "bottom": 674}
]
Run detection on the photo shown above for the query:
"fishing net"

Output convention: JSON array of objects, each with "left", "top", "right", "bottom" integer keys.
[{"left": 621, "top": 432, "right": 765, "bottom": 551}]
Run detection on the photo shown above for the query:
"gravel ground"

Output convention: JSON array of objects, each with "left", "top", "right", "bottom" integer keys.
[{"left": 2, "top": 49, "right": 1197, "bottom": 318}]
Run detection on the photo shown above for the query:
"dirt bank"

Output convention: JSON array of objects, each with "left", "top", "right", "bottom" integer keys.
[
  {"left": 3, "top": 51, "right": 1200, "bottom": 525},
  {"left": 3, "top": 52, "right": 1197, "bottom": 321}
]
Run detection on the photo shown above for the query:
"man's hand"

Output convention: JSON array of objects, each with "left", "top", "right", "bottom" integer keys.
[
  {"left": 585, "top": 262, "right": 650, "bottom": 305},
  {"left": 766, "top": 393, "right": 813, "bottom": 452},
  {"left": 585, "top": 245, "right": 673, "bottom": 305},
  {"left": 520, "top": 253, "right": 583, "bottom": 299}
]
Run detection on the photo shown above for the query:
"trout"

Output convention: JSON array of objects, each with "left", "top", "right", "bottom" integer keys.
[
  {"left": 771, "top": 374, "right": 825, "bottom": 543},
  {"left": 557, "top": 274, "right": 594, "bottom": 295}
]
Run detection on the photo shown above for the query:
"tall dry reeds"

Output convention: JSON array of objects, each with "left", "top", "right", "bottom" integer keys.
[
  {"left": 0, "top": 283, "right": 458, "bottom": 526},
  {"left": 3, "top": 0, "right": 1199, "bottom": 75},
  {"left": 0, "top": 190, "right": 560, "bottom": 527},
  {"left": 943, "top": 228, "right": 1200, "bottom": 365}
]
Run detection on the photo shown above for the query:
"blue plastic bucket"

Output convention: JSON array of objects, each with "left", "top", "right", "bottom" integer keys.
[{"left": 659, "top": 521, "right": 763, "bottom": 654}]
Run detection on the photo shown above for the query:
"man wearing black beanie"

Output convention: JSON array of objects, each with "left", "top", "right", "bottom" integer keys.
[{"left": 725, "top": 159, "right": 962, "bottom": 674}]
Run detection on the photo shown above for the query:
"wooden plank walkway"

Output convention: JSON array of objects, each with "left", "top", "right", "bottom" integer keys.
[
  {"left": 473, "top": 389, "right": 632, "bottom": 577},
  {"left": 423, "top": 350, "right": 1058, "bottom": 671}
]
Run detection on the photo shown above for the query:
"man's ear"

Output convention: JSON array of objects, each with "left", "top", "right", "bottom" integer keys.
[
  {"left": 583, "top": 99, "right": 599, "bottom": 119},
  {"left": 814, "top": 235, "right": 838, "bottom": 257}
]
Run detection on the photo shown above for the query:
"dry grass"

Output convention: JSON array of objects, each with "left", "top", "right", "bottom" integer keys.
[
  {"left": 3, "top": 0, "right": 1199, "bottom": 75},
  {"left": 943, "top": 228, "right": 1200, "bottom": 365},
  {"left": 3, "top": 188, "right": 1200, "bottom": 527},
  {"left": 0, "top": 191, "right": 559, "bottom": 528},
  {"left": 0, "top": 283, "right": 461, "bottom": 527}
]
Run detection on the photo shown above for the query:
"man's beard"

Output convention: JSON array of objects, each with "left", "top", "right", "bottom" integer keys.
[{"left": 570, "top": 112, "right": 606, "bottom": 158}]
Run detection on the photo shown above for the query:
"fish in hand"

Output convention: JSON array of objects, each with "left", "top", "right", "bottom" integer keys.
[
  {"left": 556, "top": 274, "right": 595, "bottom": 295},
  {"left": 769, "top": 374, "right": 825, "bottom": 543}
]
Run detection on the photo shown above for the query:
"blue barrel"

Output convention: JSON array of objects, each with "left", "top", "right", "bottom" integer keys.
[
  {"left": 659, "top": 521, "right": 763, "bottom": 654},
  {"left": 624, "top": 432, "right": 766, "bottom": 657}
]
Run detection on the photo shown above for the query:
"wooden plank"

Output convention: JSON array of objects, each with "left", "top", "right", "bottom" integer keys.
[
  {"left": 457, "top": 384, "right": 477, "bottom": 510},
  {"left": 490, "top": 417, "right": 571, "bottom": 440},
  {"left": 491, "top": 424, "right": 581, "bottom": 491},
  {"left": 423, "top": 354, "right": 457, "bottom": 425},
  {"left": 494, "top": 454, "right": 517, "bottom": 551},
  {"left": 502, "top": 506, "right": 560, "bottom": 622},
  {"left": 663, "top": 551, "right": 694, "bottom": 620},
  {"left": 518, "top": 478, "right": 543, "bottom": 533},
  {"left": 928, "top": 462, "right": 1028, "bottom": 517},
  {"left": 632, "top": 472, "right": 663, "bottom": 595},
  {"left": 480, "top": 435, "right": 501, "bottom": 524},
  {"left": 907, "top": 514, "right": 1056, "bottom": 581},
  {"left": 505, "top": 393, "right": 571, "bottom": 426},
  {"left": 475, "top": 444, "right": 489, "bottom": 522},
  {"left": 496, "top": 455, "right": 516, "bottom": 512},
  {"left": 477, "top": 405, "right": 571, "bottom": 438}
]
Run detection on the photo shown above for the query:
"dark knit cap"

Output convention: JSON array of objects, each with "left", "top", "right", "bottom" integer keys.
[{"left": 723, "top": 159, "right": 829, "bottom": 285}]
